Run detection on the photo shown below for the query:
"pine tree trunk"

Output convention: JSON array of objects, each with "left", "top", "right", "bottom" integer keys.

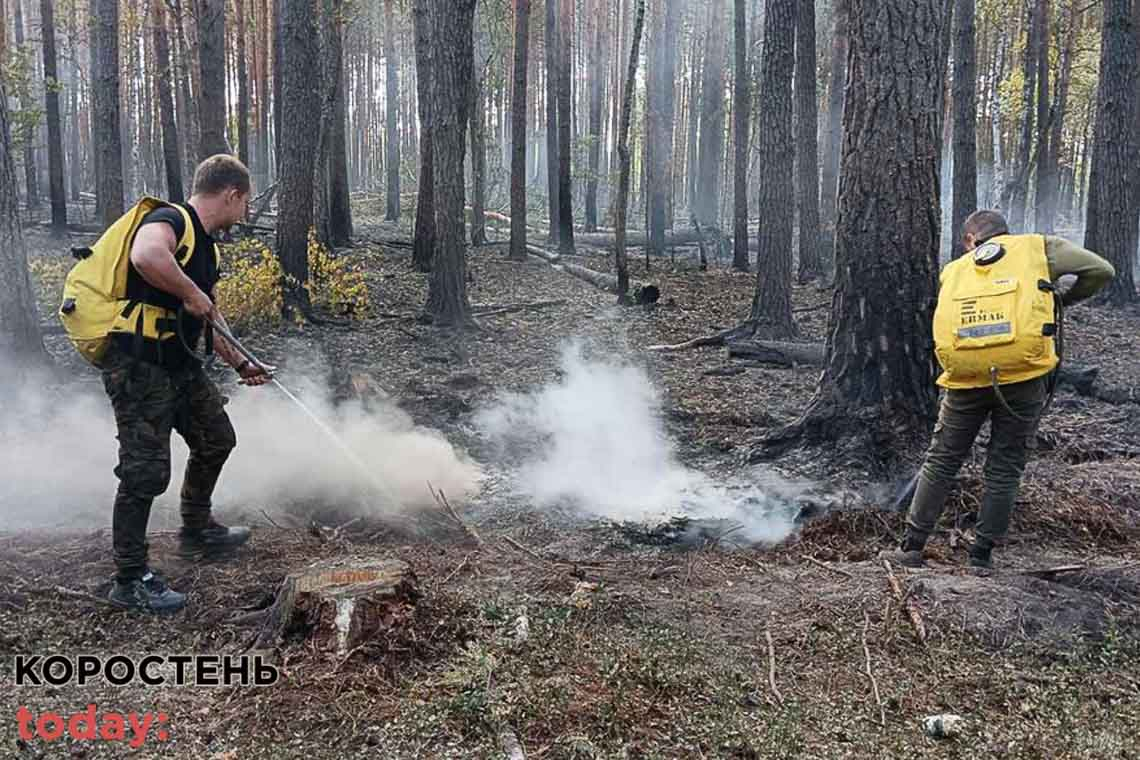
[
  {"left": 556, "top": 0, "right": 575, "bottom": 253},
  {"left": 584, "top": 0, "right": 603, "bottom": 232},
  {"left": 152, "top": 0, "right": 184, "bottom": 202},
  {"left": 0, "top": 80, "right": 45, "bottom": 366},
  {"left": 1008, "top": 2, "right": 1038, "bottom": 226},
  {"left": 196, "top": 0, "right": 230, "bottom": 157},
  {"left": 384, "top": 0, "right": 400, "bottom": 220},
  {"left": 1031, "top": 0, "right": 1050, "bottom": 231},
  {"left": 757, "top": 0, "right": 943, "bottom": 459},
  {"left": 695, "top": 0, "right": 727, "bottom": 229},
  {"left": 732, "top": 0, "right": 750, "bottom": 271},
  {"left": 1042, "top": 0, "right": 1076, "bottom": 232},
  {"left": 172, "top": 0, "right": 198, "bottom": 183},
  {"left": 92, "top": 0, "right": 123, "bottom": 224},
  {"left": 749, "top": 0, "right": 796, "bottom": 338},
  {"left": 272, "top": 0, "right": 282, "bottom": 173},
  {"left": 509, "top": 0, "right": 530, "bottom": 260},
  {"left": 615, "top": 0, "right": 646, "bottom": 300},
  {"left": 794, "top": 0, "right": 822, "bottom": 281},
  {"left": 235, "top": 0, "right": 251, "bottom": 166},
  {"left": 820, "top": 0, "right": 847, "bottom": 258},
  {"left": 13, "top": 0, "right": 40, "bottom": 210},
  {"left": 256, "top": 0, "right": 270, "bottom": 186},
  {"left": 330, "top": 35, "right": 352, "bottom": 245},
  {"left": 40, "top": 0, "right": 67, "bottom": 232},
  {"left": 411, "top": 0, "right": 436, "bottom": 272},
  {"left": 276, "top": 0, "right": 320, "bottom": 302},
  {"left": 1083, "top": 0, "right": 1137, "bottom": 305},
  {"left": 544, "top": 0, "right": 560, "bottom": 243},
  {"left": 950, "top": 0, "right": 975, "bottom": 257},
  {"left": 469, "top": 17, "right": 488, "bottom": 246},
  {"left": 421, "top": 0, "right": 476, "bottom": 326}
]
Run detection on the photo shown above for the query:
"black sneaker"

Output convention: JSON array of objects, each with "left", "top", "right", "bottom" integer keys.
[
  {"left": 108, "top": 570, "right": 187, "bottom": 613},
  {"left": 178, "top": 518, "right": 251, "bottom": 560}
]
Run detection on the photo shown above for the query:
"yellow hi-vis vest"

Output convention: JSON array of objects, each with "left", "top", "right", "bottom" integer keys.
[
  {"left": 59, "top": 197, "right": 199, "bottom": 367},
  {"left": 933, "top": 233, "right": 1058, "bottom": 390}
]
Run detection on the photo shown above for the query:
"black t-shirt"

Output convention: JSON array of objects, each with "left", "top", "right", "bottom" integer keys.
[{"left": 112, "top": 203, "right": 220, "bottom": 370}]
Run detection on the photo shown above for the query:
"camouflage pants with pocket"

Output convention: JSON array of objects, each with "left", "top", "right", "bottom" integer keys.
[
  {"left": 101, "top": 342, "right": 236, "bottom": 581},
  {"left": 905, "top": 376, "right": 1048, "bottom": 551}
]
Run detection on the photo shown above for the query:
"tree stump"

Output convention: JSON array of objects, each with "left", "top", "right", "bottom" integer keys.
[{"left": 252, "top": 557, "right": 418, "bottom": 655}]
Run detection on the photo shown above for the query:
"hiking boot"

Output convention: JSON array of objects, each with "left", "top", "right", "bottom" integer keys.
[
  {"left": 178, "top": 518, "right": 251, "bottom": 560},
  {"left": 967, "top": 543, "right": 993, "bottom": 570},
  {"left": 108, "top": 570, "right": 187, "bottom": 613},
  {"left": 879, "top": 532, "right": 927, "bottom": 568}
]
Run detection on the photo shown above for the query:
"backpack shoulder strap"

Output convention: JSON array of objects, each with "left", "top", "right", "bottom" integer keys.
[{"left": 170, "top": 203, "right": 197, "bottom": 267}]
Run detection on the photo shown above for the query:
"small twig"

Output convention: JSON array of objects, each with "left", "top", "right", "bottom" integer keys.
[
  {"left": 1021, "top": 564, "right": 1087, "bottom": 578},
  {"left": 803, "top": 554, "right": 855, "bottom": 579},
  {"left": 882, "top": 560, "right": 928, "bottom": 645},
  {"left": 428, "top": 482, "right": 484, "bottom": 547},
  {"left": 442, "top": 552, "right": 475, "bottom": 585},
  {"left": 862, "top": 609, "right": 887, "bottom": 727},
  {"left": 52, "top": 586, "right": 116, "bottom": 608},
  {"left": 502, "top": 536, "right": 547, "bottom": 563},
  {"left": 260, "top": 509, "right": 284, "bottom": 529},
  {"left": 334, "top": 641, "right": 370, "bottom": 673},
  {"left": 765, "top": 624, "right": 784, "bottom": 706}
]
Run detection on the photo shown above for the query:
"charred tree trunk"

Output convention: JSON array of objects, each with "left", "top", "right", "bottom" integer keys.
[
  {"left": 647, "top": 0, "right": 678, "bottom": 257},
  {"left": 411, "top": 0, "right": 436, "bottom": 272},
  {"left": 256, "top": 0, "right": 270, "bottom": 186},
  {"left": 384, "top": 0, "right": 400, "bottom": 221},
  {"left": 1008, "top": 2, "right": 1038, "bottom": 227},
  {"left": 1084, "top": 0, "right": 1137, "bottom": 305},
  {"left": 794, "top": 0, "right": 822, "bottom": 281},
  {"left": 732, "top": 0, "right": 750, "bottom": 271},
  {"left": 469, "top": 18, "right": 488, "bottom": 247},
  {"left": 173, "top": 0, "right": 200, "bottom": 183},
  {"left": 695, "top": 0, "right": 727, "bottom": 229},
  {"left": 556, "top": 0, "right": 575, "bottom": 254},
  {"left": 820, "top": 0, "right": 847, "bottom": 260},
  {"left": 235, "top": 0, "right": 251, "bottom": 166},
  {"left": 749, "top": 0, "right": 796, "bottom": 338},
  {"left": 615, "top": 0, "right": 646, "bottom": 300},
  {"left": 196, "top": 0, "right": 230, "bottom": 157},
  {"left": 152, "top": 0, "right": 184, "bottom": 202},
  {"left": 585, "top": 0, "right": 604, "bottom": 232},
  {"left": 40, "top": 0, "right": 67, "bottom": 233},
  {"left": 545, "top": 0, "right": 560, "bottom": 245},
  {"left": 272, "top": 0, "right": 282, "bottom": 172},
  {"left": 13, "top": 0, "right": 39, "bottom": 210},
  {"left": 509, "top": 0, "right": 531, "bottom": 260},
  {"left": 756, "top": 0, "right": 943, "bottom": 461},
  {"left": 1042, "top": 1, "right": 1076, "bottom": 232},
  {"left": 92, "top": 0, "right": 123, "bottom": 225},
  {"left": 0, "top": 79, "right": 45, "bottom": 365},
  {"left": 329, "top": 35, "right": 352, "bottom": 245},
  {"left": 421, "top": 0, "right": 476, "bottom": 327},
  {"left": 276, "top": 0, "right": 320, "bottom": 304},
  {"left": 950, "top": 0, "right": 976, "bottom": 257}
]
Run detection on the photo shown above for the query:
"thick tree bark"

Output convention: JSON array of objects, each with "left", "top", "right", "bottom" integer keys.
[
  {"left": 1007, "top": 2, "right": 1038, "bottom": 227},
  {"left": 555, "top": 0, "right": 575, "bottom": 254},
  {"left": 313, "top": 0, "right": 347, "bottom": 246},
  {"left": 544, "top": 0, "right": 560, "bottom": 244},
  {"left": 256, "top": 0, "right": 270, "bottom": 186},
  {"left": 92, "top": 0, "right": 124, "bottom": 225},
  {"left": 384, "top": 0, "right": 400, "bottom": 221},
  {"left": 40, "top": 0, "right": 67, "bottom": 233},
  {"left": 276, "top": 0, "right": 320, "bottom": 302},
  {"left": 695, "top": 0, "right": 727, "bottom": 229},
  {"left": 196, "top": 0, "right": 230, "bottom": 157},
  {"left": 272, "top": 0, "right": 282, "bottom": 172},
  {"left": 615, "top": 0, "right": 647, "bottom": 300},
  {"left": 950, "top": 0, "right": 976, "bottom": 257},
  {"left": 329, "top": 37, "right": 352, "bottom": 245},
  {"left": 732, "top": 0, "right": 750, "bottom": 271},
  {"left": 235, "top": 0, "right": 251, "bottom": 166},
  {"left": 411, "top": 0, "right": 436, "bottom": 272},
  {"left": 421, "top": 0, "right": 476, "bottom": 326},
  {"left": 0, "top": 79, "right": 45, "bottom": 365},
  {"left": 585, "top": 0, "right": 604, "bottom": 232},
  {"left": 509, "top": 0, "right": 531, "bottom": 260},
  {"left": 1083, "top": 0, "right": 1137, "bottom": 305},
  {"left": 749, "top": 0, "right": 796, "bottom": 338},
  {"left": 794, "top": 0, "right": 822, "bottom": 281},
  {"left": 757, "top": 0, "right": 943, "bottom": 460},
  {"left": 647, "top": 0, "right": 678, "bottom": 256},
  {"left": 152, "top": 0, "right": 184, "bottom": 202},
  {"left": 820, "top": 0, "right": 847, "bottom": 258}
]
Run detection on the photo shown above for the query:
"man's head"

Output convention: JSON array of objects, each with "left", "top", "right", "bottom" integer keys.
[
  {"left": 961, "top": 209, "right": 1009, "bottom": 252},
  {"left": 190, "top": 154, "right": 252, "bottom": 232}
]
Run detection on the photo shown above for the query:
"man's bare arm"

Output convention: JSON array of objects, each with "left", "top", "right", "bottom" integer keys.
[{"left": 129, "top": 223, "right": 214, "bottom": 317}]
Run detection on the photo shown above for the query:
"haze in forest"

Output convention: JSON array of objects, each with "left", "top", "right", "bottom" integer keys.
[
  {"left": 473, "top": 341, "right": 803, "bottom": 544},
  {"left": 0, "top": 349, "right": 481, "bottom": 530}
]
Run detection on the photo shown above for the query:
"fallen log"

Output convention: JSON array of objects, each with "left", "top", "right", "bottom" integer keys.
[
  {"left": 251, "top": 557, "right": 418, "bottom": 654},
  {"left": 555, "top": 261, "right": 660, "bottom": 303},
  {"left": 726, "top": 341, "right": 825, "bottom": 367}
]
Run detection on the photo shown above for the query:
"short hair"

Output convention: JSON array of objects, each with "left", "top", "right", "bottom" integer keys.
[
  {"left": 192, "top": 154, "right": 251, "bottom": 196},
  {"left": 962, "top": 209, "right": 1009, "bottom": 243}
]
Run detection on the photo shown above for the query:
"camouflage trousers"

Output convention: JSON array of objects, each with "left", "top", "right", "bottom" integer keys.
[
  {"left": 100, "top": 342, "right": 236, "bottom": 581},
  {"left": 905, "top": 375, "right": 1048, "bottom": 551}
]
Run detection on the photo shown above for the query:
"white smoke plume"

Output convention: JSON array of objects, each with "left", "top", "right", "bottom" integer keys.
[
  {"left": 472, "top": 341, "right": 806, "bottom": 544},
  {"left": 0, "top": 351, "right": 482, "bottom": 531}
]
